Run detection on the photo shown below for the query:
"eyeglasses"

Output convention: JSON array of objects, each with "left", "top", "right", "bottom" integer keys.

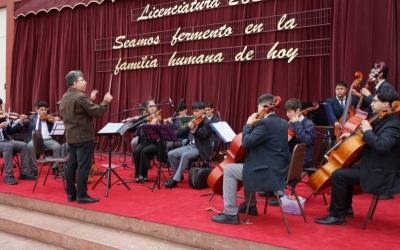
[{"left": 148, "top": 105, "right": 157, "bottom": 108}]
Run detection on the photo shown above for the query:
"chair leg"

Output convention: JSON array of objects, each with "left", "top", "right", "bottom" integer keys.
[
  {"left": 276, "top": 191, "right": 291, "bottom": 234},
  {"left": 264, "top": 191, "right": 271, "bottom": 215},
  {"left": 293, "top": 189, "right": 307, "bottom": 223},
  {"left": 43, "top": 163, "right": 52, "bottom": 186},
  {"left": 362, "top": 194, "right": 380, "bottom": 230},
  {"left": 32, "top": 163, "right": 45, "bottom": 193},
  {"left": 243, "top": 192, "right": 254, "bottom": 223},
  {"left": 322, "top": 194, "right": 328, "bottom": 205},
  {"left": 57, "top": 162, "right": 67, "bottom": 193}
]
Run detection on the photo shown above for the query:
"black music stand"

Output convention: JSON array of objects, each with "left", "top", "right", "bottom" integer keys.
[
  {"left": 92, "top": 123, "right": 130, "bottom": 197},
  {"left": 302, "top": 102, "right": 333, "bottom": 127},
  {"left": 141, "top": 124, "right": 178, "bottom": 190}
]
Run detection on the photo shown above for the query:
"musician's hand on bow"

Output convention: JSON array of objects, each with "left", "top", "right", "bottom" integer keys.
[
  {"left": 246, "top": 113, "right": 258, "bottom": 125},
  {"left": 360, "top": 120, "right": 372, "bottom": 132},
  {"left": 150, "top": 118, "right": 158, "bottom": 124},
  {"left": 91, "top": 90, "right": 98, "bottom": 101},
  {"left": 334, "top": 121, "right": 342, "bottom": 129},
  {"left": 340, "top": 132, "right": 351, "bottom": 140},
  {"left": 104, "top": 92, "right": 113, "bottom": 103},
  {"left": 19, "top": 114, "right": 27, "bottom": 124},
  {"left": 360, "top": 88, "right": 372, "bottom": 97},
  {"left": 0, "top": 121, "right": 8, "bottom": 129}
]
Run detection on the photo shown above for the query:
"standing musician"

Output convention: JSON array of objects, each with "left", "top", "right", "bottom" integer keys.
[
  {"left": 352, "top": 64, "right": 395, "bottom": 114},
  {"left": 165, "top": 103, "right": 188, "bottom": 152},
  {"left": 21, "top": 101, "right": 67, "bottom": 177},
  {"left": 326, "top": 81, "right": 358, "bottom": 142},
  {"left": 211, "top": 94, "right": 290, "bottom": 225},
  {"left": 60, "top": 70, "right": 112, "bottom": 204},
  {"left": 315, "top": 88, "right": 400, "bottom": 226},
  {"left": 133, "top": 97, "right": 166, "bottom": 182},
  {"left": 267, "top": 98, "right": 317, "bottom": 206},
  {"left": 165, "top": 101, "right": 212, "bottom": 188}
]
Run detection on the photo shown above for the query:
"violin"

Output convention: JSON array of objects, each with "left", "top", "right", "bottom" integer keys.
[
  {"left": 288, "top": 102, "right": 319, "bottom": 141},
  {"left": 189, "top": 117, "right": 204, "bottom": 130},
  {"left": 207, "top": 96, "right": 281, "bottom": 195},
  {"left": 146, "top": 110, "right": 162, "bottom": 123},
  {"left": 307, "top": 100, "right": 400, "bottom": 195},
  {"left": 0, "top": 111, "right": 32, "bottom": 121},
  {"left": 40, "top": 114, "right": 57, "bottom": 122}
]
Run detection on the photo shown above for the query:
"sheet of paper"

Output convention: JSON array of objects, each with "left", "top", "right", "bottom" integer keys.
[
  {"left": 98, "top": 122, "right": 125, "bottom": 134},
  {"left": 210, "top": 121, "right": 236, "bottom": 143}
]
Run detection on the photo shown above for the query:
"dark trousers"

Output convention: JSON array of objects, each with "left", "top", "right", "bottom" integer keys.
[
  {"left": 66, "top": 141, "right": 94, "bottom": 198},
  {"left": 329, "top": 163, "right": 360, "bottom": 217},
  {"left": 134, "top": 143, "right": 157, "bottom": 178}
]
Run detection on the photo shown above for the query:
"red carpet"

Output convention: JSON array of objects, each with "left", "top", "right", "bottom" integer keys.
[{"left": 1, "top": 154, "right": 399, "bottom": 249}]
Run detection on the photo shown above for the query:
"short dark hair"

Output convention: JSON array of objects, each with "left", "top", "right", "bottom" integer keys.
[
  {"left": 192, "top": 101, "right": 205, "bottom": 110},
  {"left": 177, "top": 103, "right": 187, "bottom": 111},
  {"left": 0, "top": 98, "right": 3, "bottom": 106},
  {"left": 205, "top": 102, "right": 213, "bottom": 109},
  {"left": 284, "top": 98, "right": 302, "bottom": 111},
  {"left": 375, "top": 88, "right": 400, "bottom": 105},
  {"left": 257, "top": 94, "right": 274, "bottom": 106},
  {"left": 65, "top": 70, "right": 83, "bottom": 87},
  {"left": 35, "top": 101, "right": 49, "bottom": 109},
  {"left": 335, "top": 81, "right": 347, "bottom": 88}
]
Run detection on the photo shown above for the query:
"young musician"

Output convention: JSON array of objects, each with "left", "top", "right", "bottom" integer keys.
[
  {"left": 22, "top": 101, "right": 67, "bottom": 176},
  {"left": 211, "top": 94, "right": 290, "bottom": 224},
  {"left": 1, "top": 118, "right": 37, "bottom": 185},
  {"left": 125, "top": 102, "right": 147, "bottom": 155},
  {"left": 165, "top": 103, "right": 188, "bottom": 152},
  {"left": 267, "top": 98, "right": 316, "bottom": 206},
  {"left": 164, "top": 101, "right": 212, "bottom": 188},
  {"left": 133, "top": 97, "right": 166, "bottom": 181},
  {"left": 315, "top": 88, "right": 400, "bottom": 225},
  {"left": 205, "top": 102, "right": 220, "bottom": 151},
  {"left": 60, "top": 70, "right": 112, "bottom": 204}
]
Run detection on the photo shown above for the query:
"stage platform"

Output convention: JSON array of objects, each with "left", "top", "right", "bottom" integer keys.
[{"left": 0, "top": 154, "right": 398, "bottom": 249}]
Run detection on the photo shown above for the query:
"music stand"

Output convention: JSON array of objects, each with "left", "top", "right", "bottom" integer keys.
[
  {"left": 50, "top": 121, "right": 65, "bottom": 136},
  {"left": 92, "top": 123, "right": 130, "bottom": 197},
  {"left": 141, "top": 124, "right": 178, "bottom": 190},
  {"left": 302, "top": 102, "right": 333, "bottom": 127}
]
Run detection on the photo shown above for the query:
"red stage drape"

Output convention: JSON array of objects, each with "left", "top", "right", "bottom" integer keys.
[{"left": 10, "top": 0, "right": 400, "bottom": 153}]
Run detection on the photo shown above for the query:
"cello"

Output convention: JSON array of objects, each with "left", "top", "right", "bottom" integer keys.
[
  {"left": 307, "top": 100, "right": 400, "bottom": 195},
  {"left": 288, "top": 102, "right": 319, "bottom": 141},
  {"left": 338, "top": 61, "right": 386, "bottom": 136},
  {"left": 207, "top": 96, "right": 281, "bottom": 195}
]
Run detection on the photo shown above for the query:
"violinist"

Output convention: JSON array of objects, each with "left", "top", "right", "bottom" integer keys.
[
  {"left": 1, "top": 119, "right": 37, "bottom": 185},
  {"left": 22, "top": 101, "right": 66, "bottom": 176},
  {"left": 352, "top": 64, "right": 395, "bottom": 115},
  {"left": 211, "top": 94, "right": 290, "bottom": 225},
  {"left": 315, "top": 88, "right": 400, "bottom": 226},
  {"left": 267, "top": 98, "right": 317, "bottom": 206},
  {"left": 165, "top": 103, "right": 188, "bottom": 152},
  {"left": 326, "top": 81, "right": 358, "bottom": 142},
  {"left": 165, "top": 101, "right": 212, "bottom": 188},
  {"left": 133, "top": 97, "right": 166, "bottom": 182}
]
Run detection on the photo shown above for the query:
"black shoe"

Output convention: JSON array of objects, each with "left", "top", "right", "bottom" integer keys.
[
  {"left": 238, "top": 202, "right": 258, "bottom": 216},
  {"left": 76, "top": 196, "right": 99, "bottom": 204},
  {"left": 379, "top": 194, "right": 395, "bottom": 200},
  {"left": 258, "top": 191, "right": 274, "bottom": 197},
  {"left": 163, "top": 178, "right": 178, "bottom": 188},
  {"left": 67, "top": 195, "right": 76, "bottom": 202},
  {"left": 326, "top": 207, "right": 354, "bottom": 218},
  {"left": 315, "top": 215, "right": 346, "bottom": 225},
  {"left": 30, "top": 170, "right": 37, "bottom": 176},
  {"left": 53, "top": 168, "right": 60, "bottom": 177},
  {"left": 18, "top": 173, "right": 36, "bottom": 180},
  {"left": 180, "top": 176, "right": 184, "bottom": 181},
  {"left": 211, "top": 213, "right": 240, "bottom": 225},
  {"left": 133, "top": 177, "right": 148, "bottom": 183},
  {"left": 3, "top": 175, "right": 18, "bottom": 185}
]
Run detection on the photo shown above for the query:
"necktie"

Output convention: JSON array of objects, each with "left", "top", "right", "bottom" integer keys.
[
  {"left": 340, "top": 99, "right": 345, "bottom": 108},
  {"left": 38, "top": 120, "right": 42, "bottom": 131}
]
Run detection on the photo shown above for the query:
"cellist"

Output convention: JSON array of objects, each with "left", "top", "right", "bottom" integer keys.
[
  {"left": 211, "top": 94, "right": 290, "bottom": 225},
  {"left": 315, "top": 88, "right": 400, "bottom": 226}
]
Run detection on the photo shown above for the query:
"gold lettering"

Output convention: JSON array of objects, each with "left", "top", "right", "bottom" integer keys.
[
  {"left": 278, "top": 14, "right": 297, "bottom": 30},
  {"left": 245, "top": 23, "right": 263, "bottom": 34},
  {"left": 235, "top": 46, "right": 254, "bottom": 61},
  {"left": 114, "top": 56, "right": 158, "bottom": 74},
  {"left": 113, "top": 36, "right": 125, "bottom": 49},
  {"left": 137, "top": 4, "right": 150, "bottom": 21},
  {"left": 171, "top": 24, "right": 232, "bottom": 46},
  {"left": 267, "top": 42, "right": 298, "bottom": 63},
  {"left": 169, "top": 51, "right": 224, "bottom": 66}
]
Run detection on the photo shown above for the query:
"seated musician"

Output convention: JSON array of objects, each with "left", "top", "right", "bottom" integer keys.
[
  {"left": 315, "top": 88, "right": 400, "bottom": 225},
  {"left": 352, "top": 65, "right": 395, "bottom": 114},
  {"left": 1, "top": 118, "right": 37, "bottom": 185},
  {"left": 205, "top": 102, "right": 220, "bottom": 151},
  {"left": 165, "top": 103, "right": 188, "bottom": 152},
  {"left": 266, "top": 98, "right": 316, "bottom": 206},
  {"left": 164, "top": 101, "right": 212, "bottom": 188},
  {"left": 133, "top": 98, "right": 166, "bottom": 181},
  {"left": 326, "top": 81, "right": 358, "bottom": 142},
  {"left": 125, "top": 102, "right": 147, "bottom": 156},
  {"left": 211, "top": 94, "right": 290, "bottom": 224},
  {"left": 21, "top": 101, "right": 67, "bottom": 176}
]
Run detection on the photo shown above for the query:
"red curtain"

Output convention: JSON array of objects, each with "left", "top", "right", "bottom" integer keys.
[{"left": 10, "top": 0, "right": 399, "bottom": 153}]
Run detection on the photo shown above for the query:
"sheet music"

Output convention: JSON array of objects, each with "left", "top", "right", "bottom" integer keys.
[
  {"left": 179, "top": 116, "right": 194, "bottom": 127},
  {"left": 50, "top": 121, "right": 65, "bottom": 135},
  {"left": 210, "top": 121, "right": 236, "bottom": 143},
  {"left": 98, "top": 123, "right": 125, "bottom": 134}
]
